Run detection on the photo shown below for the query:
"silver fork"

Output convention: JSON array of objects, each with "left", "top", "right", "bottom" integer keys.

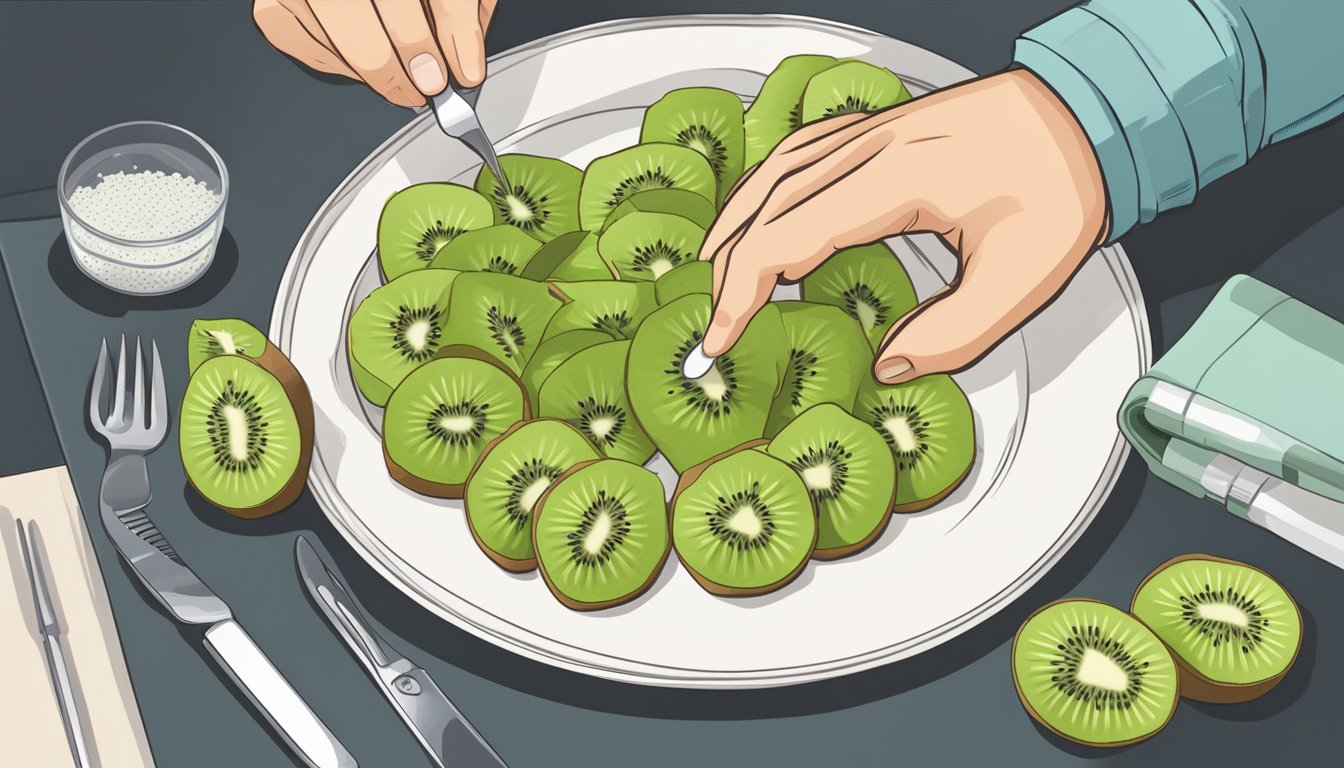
[
  {"left": 431, "top": 83, "right": 510, "bottom": 191},
  {"left": 89, "top": 336, "right": 355, "bottom": 768}
]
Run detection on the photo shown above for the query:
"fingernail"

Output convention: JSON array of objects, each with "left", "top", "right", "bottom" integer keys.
[
  {"left": 408, "top": 53, "right": 446, "bottom": 95},
  {"left": 876, "top": 357, "right": 913, "bottom": 383}
]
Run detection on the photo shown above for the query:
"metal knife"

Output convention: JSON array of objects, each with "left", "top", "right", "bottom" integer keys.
[{"left": 295, "top": 536, "right": 508, "bottom": 768}]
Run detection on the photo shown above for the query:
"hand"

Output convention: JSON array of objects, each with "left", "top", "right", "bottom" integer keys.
[
  {"left": 700, "top": 69, "right": 1108, "bottom": 385},
  {"left": 253, "top": 0, "right": 497, "bottom": 107}
]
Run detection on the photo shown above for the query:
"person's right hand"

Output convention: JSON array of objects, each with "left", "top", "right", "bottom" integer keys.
[{"left": 253, "top": 0, "right": 496, "bottom": 107}]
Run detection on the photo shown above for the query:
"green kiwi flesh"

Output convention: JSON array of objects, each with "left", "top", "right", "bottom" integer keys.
[
  {"left": 545, "top": 279, "right": 657, "bottom": 340},
  {"left": 600, "top": 188, "right": 718, "bottom": 233},
  {"left": 765, "top": 301, "right": 869, "bottom": 436},
  {"left": 518, "top": 231, "right": 612, "bottom": 281},
  {"left": 520, "top": 330, "right": 611, "bottom": 407},
  {"left": 653, "top": 261, "right": 713, "bottom": 305},
  {"left": 347, "top": 269, "right": 458, "bottom": 407},
  {"left": 464, "top": 419, "right": 601, "bottom": 571},
  {"left": 597, "top": 210, "right": 706, "bottom": 281},
  {"left": 533, "top": 459, "right": 670, "bottom": 609},
  {"left": 441, "top": 272, "right": 561, "bottom": 375},
  {"left": 799, "top": 60, "right": 912, "bottom": 125},
  {"left": 578, "top": 143, "right": 717, "bottom": 231},
  {"left": 800, "top": 242, "right": 917, "bottom": 350},
  {"left": 854, "top": 374, "right": 974, "bottom": 512},
  {"left": 429, "top": 224, "right": 541, "bottom": 275},
  {"left": 640, "top": 87, "right": 745, "bottom": 206},
  {"left": 187, "top": 318, "right": 269, "bottom": 374},
  {"left": 377, "top": 183, "right": 493, "bottom": 281},
  {"left": 539, "top": 340, "right": 656, "bottom": 465},
  {"left": 1012, "top": 599, "right": 1179, "bottom": 747},
  {"left": 743, "top": 54, "right": 839, "bottom": 167},
  {"left": 473, "top": 154, "right": 582, "bottom": 242}
]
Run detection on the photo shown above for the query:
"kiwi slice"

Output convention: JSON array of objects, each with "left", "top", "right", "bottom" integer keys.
[
  {"left": 598, "top": 211, "right": 706, "bottom": 281},
  {"left": 766, "top": 403, "right": 896, "bottom": 559},
  {"left": 381, "top": 347, "right": 528, "bottom": 498},
  {"left": 515, "top": 230, "right": 609, "bottom": 281},
  {"left": 347, "top": 269, "right": 458, "bottom": 407},
  {"left": 800, "top": 242, "right": 917, "bottom": 351},
  {"left": 640, "top": 87, "right": 745, "bottom": 206},
  {"left": 441, "top": 272, "right": 561, "bottom": 375},
  {"left": 187, "top": 318, "right": 269, "bottom": 374},
  {"left": 671, "top": 444, "right": 816, "bottom": 596},
  {"left": 743, "top": 54, "right": 838, "bottom": 167},
  {"left": 653, "top": 260, "right": 712, "bottom": 305},
  {"left": 1131, "top": 554, "right": 1302, "bottom": 703},
  {"left": 428, "top": 224, "right": 541, "bottom": 275},
  {"left": 464, "top": 419, "right": 601, "bottom": 571},
  {"left": 626, "top": 294, "right": 786, "bottom": 473},
  {"left": 539, "top": 341, "right": 656, "bottom": 465},
  {"left": 765, "top": 302, "right": 869, "bottom": 436},
  {"left": 180, "top": 354, "right": 313, "bottom": 518},
  {"left": 578, "top": 143, "right": 717, "bottom": 231},
  {"left": 799, "top": 60, "right": 912, "bottom": 125},
  {"left": 520, "top": 330, "right": 610, "bottom": 406},
  {"left": 599, "top": 189, "right": 717, "bottom": 233},
  {"left": 545, "top": 280, "right": 657, "bottom": 340},
  {"left": 474, "top": 154, "right": 582, "bottom": 242},
  {"left": 854, "top": 374, "right": 974, "bottom": 512},
  {"left": 533, "top": 459, "right": 670, "bottom": 610},
  {"left": 1013, "top": 599, "right": 1179, "bottom": 747},
  {"left": 377, "top": 183, "right": 493, "bottom": 281}
]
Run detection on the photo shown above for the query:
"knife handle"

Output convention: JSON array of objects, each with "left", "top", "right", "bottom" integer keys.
[{"left": 203, "top": 620, "right": 357, "bottom": 768}]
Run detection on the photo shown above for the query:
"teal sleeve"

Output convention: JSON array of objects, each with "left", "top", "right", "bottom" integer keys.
[{"left": 1013, "top": 0, "right": 1344, "bottom": 242}]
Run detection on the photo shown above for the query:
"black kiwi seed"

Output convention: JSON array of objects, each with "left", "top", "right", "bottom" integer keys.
[
  {"left": 576, "top": 398, "right": 626, "bottom": 447},
  {"left": 607, "top": 169, "right": 676, "bottom": 208},
  {"left": 206, "top": 379, "right": 268, "bottom": 472},
  {"left": 824, "top": 95, "right": 877, "bottom": 119},
  {"left": 783, "top": 348, "right": 820, "bottom": 407},
  {"left": 390, "top": 305, "right": 443, "bottom": 363},
  {"left": 486, "top": 306, "right": 527, "bottom": 359},
  {"left": 843, "top": 283, "right": 891, "bottom": 329},
  {"left": 786, "top": 440, "right": 851, "bottom": 502},
  {"left": 706, "top": 483, "right": 775, "bottom": 551},
  {"left": 1050, "top": 624, "right": 1150, "bottom": 711},
  {"left": 414, "top": 220, "right": 463, "bottom": 263},
  {"left": 631, "top": 240, "right": 691, "bottom": 277},
  {"left": 485, "top": 254, "right": 518, "bottom": 274},
  {"left": 590, "top": 311, "right": 632, "bottom": 337},
  {"left": 1179, "top": 585, "right": 1268, "bottom": 652},
  {"left": 565, "top": 490, "right": 632, "bottom": 566},
  {"left": 665, "top": 333, "right": 736, "bottom": 417},
  {"left": 504, "top": 459, "right": 563, "bottom": 529},
  {"left": 425, "top": 401, "right": 489, "bottom": 447},
  {"left": 491, "top": 184, "right": 550, "bottom": 233},
  {"left": 674, "top": 124, "right": 729, "bottom": 174},
  {"left": 870, "top": 402, "right": 931, "bottom": 470}
]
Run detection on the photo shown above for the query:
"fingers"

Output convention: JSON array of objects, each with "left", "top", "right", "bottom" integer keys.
[
  {"left": 702, "top": 255, "right": 777, "bottom": 357},
  {"left": 372, "top": 0, "right": 448, "bottom": 97},
  {"left": 255, "top": 0, "right": 356, "bottom": 78},
  {"left": 308, "top": 0, "right": 423, "bottom": 106},
  {"left": 426, "top": 0, "right": 487, "bottom": 87},
  {"left": 480, "top": 0, "right": 498, "bottom": 31}
]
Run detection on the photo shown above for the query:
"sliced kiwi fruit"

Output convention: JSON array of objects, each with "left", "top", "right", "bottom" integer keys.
[
  {"left": 180, "top": 354, "right": 313, "bottom": 518},
  {"left": 441, "top": 272, "right": 561, "bottom": 375},
  {"left": 640, "top": 87, "right": 745, "bottom": 206},
  {"left": 600, "top": 188, "right": 717, "bottom": 233},
  {"left": 799, "top": 60, "right": 912, "bottom": 125},
  {"left": 765, "top": 301, "right": 869, "bottom": 437},
  {"left": 377, "top": 183, "right": 493, "bottom": 281},
  {"left": 464, "top": 419, "right": 601, "bottom": 571},
  {"left": 382, "top": 347, "right": 528, "bottom": 498},
  {"left": 800, "top": 242, "right": 917, "bottom": 351},
  {"left": 854, "top": 374, "right": 974, "bottom": 512},
  {"left": 1131, "top": 554, "right": 1302, "bottom": 703},
  {"left": 578, "top": 143, "right": 717, "bottom": 231},
  {"left": 545, "top": 280, "right": 657, "bottom": 340},
  {"left": 533, "top": 458, "right": 670, "bottom": 610},
  {"left": 428, "top": 224, "right": 541, "bottom": 275},
  {"left": 671, "top": 443, "right": 816, "bottom": 596},
  {"left": 518, "top": 230, "right": 614, "bottom": 281},
  {"left": 520, "top": 330, "right": 610, "bottom": 406},
  {"left": 743, "top": 54, "right": 838, "bottom": 167},
  {"left": 1013, "top": 598, "right": 1179, "bottom": 747},
  {"left": 597, "top": 210, "right": 706, "bottom": 281},
  {"left": 347, "top": 269, "right": 458, "bottom": 407},
  {"left": 766, "top": 404, "right": 896, "bottom": 559},
  {"left": 187, "top": 318, "right": 269, "bottom": 374},
  {"left": 626, "top": 294, "right": 786, "bottom": 472},
  {"left": 474, "top": 154, "right": 582, "bottom": 242},
  {"left": 654, "top": 260, "right": 712, "bottom": 305},
  {"left": 539, "top": 340, "right": 655, "bottom": 465}
]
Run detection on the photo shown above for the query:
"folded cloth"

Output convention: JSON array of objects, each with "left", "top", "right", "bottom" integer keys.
[{"left": 0, "top": 466, "right": 156, "bottom": 767}]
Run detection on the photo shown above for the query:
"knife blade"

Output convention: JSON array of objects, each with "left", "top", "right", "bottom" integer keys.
[{"left": 295, "top": 536, "right": 508, "bottom": 768}]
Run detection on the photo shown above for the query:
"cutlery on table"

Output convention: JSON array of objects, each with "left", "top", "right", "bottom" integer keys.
[
  {"left": 88, "top": 335, "right": 356, "bottom": 768},
  {"left": 295, "top": 536, "right": 509, "bottom": 768},
  {"left": 431, "top": 81, "right": 511, "bottom": 192},
  {"left": 17, "top": 518, "right": 93, "bottom": 768}
]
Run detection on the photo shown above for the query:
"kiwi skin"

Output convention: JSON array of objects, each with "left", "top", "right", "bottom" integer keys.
[
  {"left": 1012, "top": 597, "right": 1180, "bottom": 748},
  {"left": 531, "top": 458, "right": 671, "bottom": 611},
  {"left": 669, "top": 439, "right": 816, "bottom": 598},
  {"left": 1130, "top": 553, "right": 1302, "bottom": 704},
  {"left": 892, "top": 462, "right": 973, "bottom": 514},
  {"left": 382, "top": 344, "right": 532, "bottom": 499}
]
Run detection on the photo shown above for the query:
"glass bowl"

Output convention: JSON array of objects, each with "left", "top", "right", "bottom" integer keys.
[{"left": 58, "top": 121, "right": 229, "bottom": 296}]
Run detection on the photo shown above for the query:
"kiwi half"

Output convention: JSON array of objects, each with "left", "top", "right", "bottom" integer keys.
[
  {"left": 377, "top": 183, "right": 493, "bottom": 281},
  {"left": 799, "top": 60, "right": 912, "bottom": 125},
  {"left": 441, "top": 272, "right": 561, "bottom": 375},
  {"left": 765, "top": 301, "right": 869, "bottom": 437},
  {"left": 545, "top": 280, "right": 657, "bottom": 341},
  {"left": 854, "top": 374, "right": 974, "bottom": 512},
  {"left": 1131, "top": 554, "right": 1302, "bottom": 703},
  {"left": 520, "top": 330, "right": 610, "bottom": 406},
  {"left": 1013, "top": 598, "right": 1179, "bottom": 747},
  {"left": 743, "top": 54, "right": 838, "bottom": 167},
  {"left": 381, "top": 347, "right": 529, "bottom": 498},
  {"left": 671, "top": 443, "right": 817, "bottom": 596},
  {"left": 187, "top": 318, "right": 269, "bottom": 374},
  {"left": 600, "top": 189, "right": 717, "bottom": 233},
  {"left": 578, "top": 143, "right": 717, "bottom": 231},
  {"left": 640, "top": 87, "right": 745, "bottom": 206},
  {"left": 464, "top": 419, "right": 601, "bottom": 571},
  {"left": 347, "top": 269, "right": 458, "bottom": 407},
  {"left": 533, "top": 459, "right": 670, "bottom": 610},
  {"left": 597, "top": 210, "right": 707, "bottom": 281},
  {"left": 539, "top": 340, "right": 656, "bottom": 465},
  {"left": 626, "top": 294, "right": 786, "bottom": 472},
  {"left": 180, "top": 354, "right": 313, "bottom": 518},
  {"left": 429, "top": 224, "right": 541, "bottom": 275},
  {"left": 653, "top": 260, "right": 712, "bottom": 305},
  {"left": 800, "top": 242, "right": 917, "bottom": 351},
  {"left": 474, "top": 154, "right": 582, "bottom": 242},
  {"left": 766, "top": 404, "right": 896, "bottom": 559}
]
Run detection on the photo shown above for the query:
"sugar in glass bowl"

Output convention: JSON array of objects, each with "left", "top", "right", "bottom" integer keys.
[{"left": 59, "top": 121, "right": 228, "bottom": 296}]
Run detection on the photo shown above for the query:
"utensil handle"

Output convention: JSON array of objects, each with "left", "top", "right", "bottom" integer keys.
[
  {"left": 203, "top": 620, "right": 356, "bottom": 768},
  {"left": 46, "top": 638, "right": 93, "bottom": 768}
]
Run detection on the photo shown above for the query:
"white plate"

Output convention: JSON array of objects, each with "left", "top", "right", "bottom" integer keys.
[{"left": 271, "top": 15, "right": 1151, "bottom": 689}]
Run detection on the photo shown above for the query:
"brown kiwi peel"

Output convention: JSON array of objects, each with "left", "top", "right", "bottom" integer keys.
[{"left": 889, "top": 458, "right": 973, "bottom": 514}]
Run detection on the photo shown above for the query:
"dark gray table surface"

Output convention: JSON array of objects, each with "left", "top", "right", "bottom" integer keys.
[{"left": 2, "top": 2, "right": 1342, "bottom": 766}]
